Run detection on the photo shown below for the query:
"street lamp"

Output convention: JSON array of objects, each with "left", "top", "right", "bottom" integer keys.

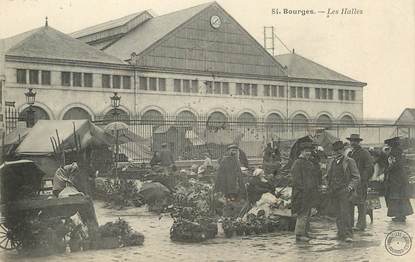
[
  {"left": 110, "top": 92, "right": 121, "bottom": 121},
  {"left": 24, "top": 88, "right": 36, "bottom": 127},
  {"left": 109, "top": 92, "right": 121, "bottom": 177}
]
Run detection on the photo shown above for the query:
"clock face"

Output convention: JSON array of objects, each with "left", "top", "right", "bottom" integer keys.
[{"left": 210, "top": 15, "right": 221, "bottom": 29}]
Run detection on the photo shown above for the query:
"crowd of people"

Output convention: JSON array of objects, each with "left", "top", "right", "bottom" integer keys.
[
  {"left": 213, "top": 134, "right": 414, "bottom": 243},
  {"left": 55, "top": 133, "right": 412, "bottom": 244}
]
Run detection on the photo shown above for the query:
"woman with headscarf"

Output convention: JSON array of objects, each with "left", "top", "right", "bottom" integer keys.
[{"left": 52, "top": 162, "right": 79, "bottom": 197}]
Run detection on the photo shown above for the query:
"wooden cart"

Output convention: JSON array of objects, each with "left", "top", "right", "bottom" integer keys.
[{"left": 0, "top": 160, "right": 98, "bottom": 251}]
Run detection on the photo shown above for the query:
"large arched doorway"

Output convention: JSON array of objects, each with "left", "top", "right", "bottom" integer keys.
[
  {"left": 265, "top": 113, "right": 285, "bottom": 132},
  {"left": 237, "top": 112, "right": 257, "bottom": 128},
  {"left": 291, "top": 113, "right": 309, "bottom": 131},
  {"left": 176, "top": 110, "right": 197, "bottom": 126},
  {"left": 103, "top": 108, "right": 129, "bottom": 124},
  {"left": 207, "top": 111, "right": 228, "bottom": 129},
  {"left": 316, "top": 114, "right": 332, "bottom": 128},
  {"left": 340, "top": 115, "right": 355, "bottom": 126},
  {"left": 63, "top": 107, "right": 92, "bottom": 120},
  {"left": 141, "top": 110, "right": 164, "bottom": 126},
  {"left": 20, "top": 106, "right": 50, "bottom": 126}
]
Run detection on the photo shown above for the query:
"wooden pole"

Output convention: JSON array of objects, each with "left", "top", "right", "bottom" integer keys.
[
  {"left": 115, "top": 129, "right": 119, "bottom": 178},
  {"left": 2, "top": 131, "right": 5, "bottom": 163}
]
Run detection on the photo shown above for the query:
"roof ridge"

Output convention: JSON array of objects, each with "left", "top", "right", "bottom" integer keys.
[
  {"left": 70, "top": 10, "right": 148, "bottom": 37},
  {"left": 154, "top": 1, "right": 214, "bottom": 19},
  {"left": 107, "top": 1, "right": 213, "bottom": 59},
  {"left": 1, "top": 27, "right": 41, "bottom": 41},
  {"left": 292, "top": 52, "right": 359, "bottom": 82},
  {"left": 6, "top": 26, "right": 46, "bottom": 54},
  {"left": 1, "top": 27, "right": 42, "bottom": 51},
  {"left": 6, "top": 26, "right": 126, "bottom": 64}
]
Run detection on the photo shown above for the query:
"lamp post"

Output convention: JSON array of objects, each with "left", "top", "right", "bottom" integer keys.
[
  {"left": 110, "top": 92, "right": 121, "bottom": 121},
  {"left": 24, "top": 88, "right": 36, "bottom": 127},
  {"left": 110, "top": 92, "right": 121, "bottom": 177}
]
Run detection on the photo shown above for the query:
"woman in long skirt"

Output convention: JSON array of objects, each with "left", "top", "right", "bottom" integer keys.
[{"left": 384, "top": 148, "right": 413, "bottom": 222}]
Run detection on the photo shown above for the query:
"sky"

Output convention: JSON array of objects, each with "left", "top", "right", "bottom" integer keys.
[{"left": 0, "top": 0, "right": 414, "bottom": 120}]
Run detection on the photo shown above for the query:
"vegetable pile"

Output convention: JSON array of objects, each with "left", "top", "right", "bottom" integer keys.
[
  {"left": 97, "top": 218, "right": 145, "bottom": 249},
  {"left": 169, "top": 179, "right": 222, "bottom": 243},
  {"left": 221, "top": 210, "right": 295, "bottom": 238}
]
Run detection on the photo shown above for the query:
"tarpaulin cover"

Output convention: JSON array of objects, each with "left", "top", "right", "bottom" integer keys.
[
  {"left": 3, "top": 126, "right": 30, "bottom": 146},
  {"left": 15, "top": 120, "right": 115, "bottom": 155}
]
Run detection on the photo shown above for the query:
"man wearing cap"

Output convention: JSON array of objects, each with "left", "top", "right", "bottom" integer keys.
[
  {"left": 346, "top": 134, "right": 373, "bottom": 231},
  {"left": 291, "top": 142, "right": 320, "bottom": 242},
  {"left": 215, "top": 144, "right": 245, "bottom": 201},
  {"left": 327, "top": 141, "right": 360, "bottom": 242},
  {"left": 383, "top": 137, "right": 413, "bottom": 222}
]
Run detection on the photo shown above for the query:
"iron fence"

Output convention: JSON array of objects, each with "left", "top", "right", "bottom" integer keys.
[
  {"left": 92, "top": 115, "right": 415, "bottom": 162},
  {"left": 4, "top": 105, "right": 20, "bottom": 135},
  {"left": 4, "top": 110, "right": 414, "bottom": 162}
]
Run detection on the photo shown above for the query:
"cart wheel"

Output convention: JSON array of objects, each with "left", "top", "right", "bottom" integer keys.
[{"left": 0, "top": 223, "right": 22, "bottom": 250}]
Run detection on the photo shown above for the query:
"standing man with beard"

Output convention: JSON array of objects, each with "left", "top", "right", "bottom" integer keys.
[
  {"left": 346, "top": 134, "right": 373, "bottom": 231},
  {"left": 327, "top": 141, "right": 360, "bottom": 242},
  {"left": 292, "top": 142, "right": 320, "bottom": 242}
]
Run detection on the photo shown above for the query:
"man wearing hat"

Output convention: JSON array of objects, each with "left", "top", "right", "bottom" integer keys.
[
  {"left": 383, "top": 137, "right": 413, "bottom": 222},
  {"left": 291, "top": 142, "right": 320, "bottom": 242},
  {"left": 346, "top": 134, "right": 373, "bottom": 231},
  {"left": 327, "top": 141, "right": 360, "bottom": 242},
  {"left": 384, "top": 137, "right": 403, "bottom": 155},
  {"left": 215, "top": 144, "right": 245, "bottom": 202}
]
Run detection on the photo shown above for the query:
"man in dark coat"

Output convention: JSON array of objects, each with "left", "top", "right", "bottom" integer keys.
[
  {"left": 263, "top": 143, "right": 281, "bottom": 175},
  {"left": 238, "top": 148, "right": 249, "bottom": 169},
  {"left": 327, "top": 141, "right": 360, "bottom": 242},
  {"left": 159, "top": 143, "right": 174, "bottom": 167},
  {"left": 346, "top": 134, "right": 373, "bottom": 231},
  {"left": 291, "top": 142, "right": 320, "bottom": 242},
  {"left": 215, "top": 144, "right": 245, "bottom": 201},
  {"left": 263, "top": 143, "right": 273, "bottom": 163},
  {"left": 384, "top": 137, "right": 413, "bottom": 222}
]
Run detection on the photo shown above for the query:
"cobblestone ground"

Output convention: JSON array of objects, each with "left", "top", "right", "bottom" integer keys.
[{"left": 1, "top": 199, "right": 415, "bottom": 262}]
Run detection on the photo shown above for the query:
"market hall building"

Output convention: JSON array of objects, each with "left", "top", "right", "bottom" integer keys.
[{"left": 0, "top": 1, "right": 366, "bottom": 131}]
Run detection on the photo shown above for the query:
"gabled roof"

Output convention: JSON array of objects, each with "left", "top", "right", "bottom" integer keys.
[
  {"left": 5, "top": 26, "right": 126, "bottom": 65},
  {"left": 71, "top": 11, "right": 148, "bottom": 39},
  {"left": 396, "top": 108, "right": 415, "bottom": 124},
  {"left": 0, "top": 27, "right": 40, "bottom": 52},
  {"left": 275, "top": 52, "right": 365, "bottom": 85},
  {"left": 406, "top": 108, "right": 415, "bottom": 119},
  {"left": 103, "top": 2, "right": 213, "bottom": 60}
]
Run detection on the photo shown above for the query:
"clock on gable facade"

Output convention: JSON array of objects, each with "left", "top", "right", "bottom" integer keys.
[{"left": 210, "top": 15, "right": 221, "bottom": 29}]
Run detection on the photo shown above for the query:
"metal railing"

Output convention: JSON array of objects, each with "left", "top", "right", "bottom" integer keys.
[
  {"left": 92, "top": 115, "right": 414, "bottom": 162},
  {"left": 4, "top": 110, "right": 413, "bottom": 162}
]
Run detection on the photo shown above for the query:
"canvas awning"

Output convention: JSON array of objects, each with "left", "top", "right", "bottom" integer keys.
[
  {"left": 185, "top": 129, "right": 205, "bottom": 146},
  {"left": 15, "top": 120, "right": 114, "bottom": 155},
  {"left": 3, "top": 126, "right": 30, "bottom": 146}
]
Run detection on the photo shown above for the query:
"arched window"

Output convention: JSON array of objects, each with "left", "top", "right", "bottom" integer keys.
[
  {"left": 316, "top": 114, "right": 332, "bottom": 128},
  {"left": 340, "top": 115, "right": 355, "bottom": 126},
  {"left": 103, "top": 108, "right": 129, "bottom": 124},
  {"left": 265, "top": 113, "right": 285, "bottom": 132},
  {"left": 207, "top": 111, "right": 228, "bottom": 129},
  {"left": 63, "top": 107, "right": 92, "bottom": 120},
  {"left": 20, "top": 106, "right": 50, "bottom": 126},
  {"left": 291, "top": 113, "right": 309, "bottom": 131},
  {"left": 237, "top": 112, "right": 257, "bottom": 127},
  {"left": 141, "top": 110, "right": 164, "bottom": 126},
  {"left": 176, "top": 110, "right": 197, "bottom": 126}
]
